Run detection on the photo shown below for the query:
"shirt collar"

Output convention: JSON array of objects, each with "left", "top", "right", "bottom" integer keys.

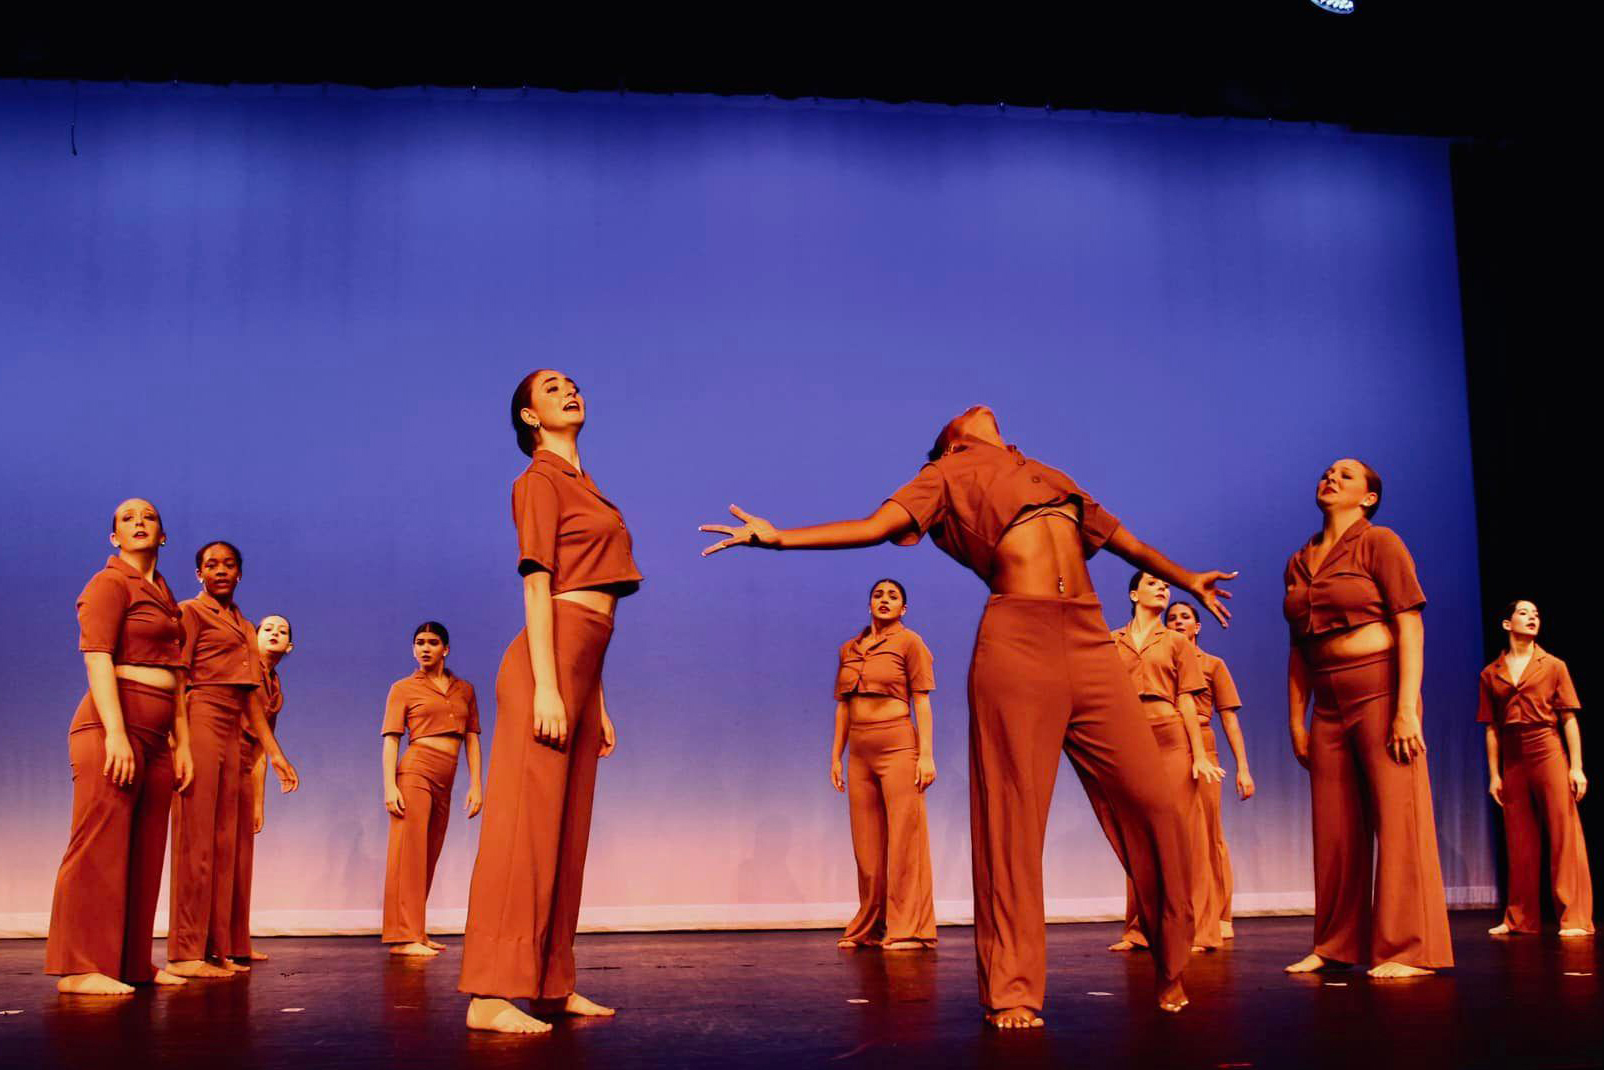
[{"left": 1297, "top": 517, "right": 1371, "bottom": 579}]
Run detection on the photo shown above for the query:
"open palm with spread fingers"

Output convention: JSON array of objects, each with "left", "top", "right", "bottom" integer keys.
[{"left": 700, "top": 505, "right": 779, "bottom": 555}]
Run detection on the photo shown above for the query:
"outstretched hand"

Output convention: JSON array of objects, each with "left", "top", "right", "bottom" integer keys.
[
  {"left": 700, "top": 505, "right": 779, "bottom": 556},
  {"left": 1190, "top": 570, "right": 1238, "bottom": 628}
]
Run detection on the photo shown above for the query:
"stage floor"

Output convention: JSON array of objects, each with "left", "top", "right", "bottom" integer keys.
[{"left": 0, "top": 913, "right": 1598, "bottom": 1069}]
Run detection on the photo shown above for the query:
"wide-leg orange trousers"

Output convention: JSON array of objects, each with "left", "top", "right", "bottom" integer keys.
[
  {"left": 1307, "top": 651, "right": 1453, "bottom": 968},
  {"left": 383, "top": 743, "right": 459, "bottom": 944},
  {"left": 968, "top": 594, "right": 1192, "bottom": 1014},
  {"left": 45, "top": 682, "right": 175, "bottom": 982},
  {"left": 168, "top": 685, "right": 248, "bottom": 963},
  {"left": 842, "top": 718, "right": 937, "bottom": 947},
  {"left": 1197, "top": 727, "right": 1234, "bottom": 935},
  {"left": 228, "top": 736, "right": 259, "bottom": 958},
  {"left": 459, "top": 601, "right": 612, "bottom": 1000},
  {"left": 1498, "top": 723, "right": 1593, "bottom": 933},
  {"left": 1119, "top": 714, "right": 1217, "bottom": 950}
]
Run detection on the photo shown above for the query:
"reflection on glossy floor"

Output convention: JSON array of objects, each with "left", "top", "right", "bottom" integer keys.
[{"left": 0, "top": 914, "right": 1599, "bottom": 1069}]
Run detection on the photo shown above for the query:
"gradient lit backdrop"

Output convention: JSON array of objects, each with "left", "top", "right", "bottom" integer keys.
[{"left": 0, "top": 81, "right": 1489, "bottom": 935}]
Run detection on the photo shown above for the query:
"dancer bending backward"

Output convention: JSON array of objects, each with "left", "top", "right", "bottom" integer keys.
[
  {"left": 1106, "top": 574, "right": 1224, "bottom": 955},
  {"left": 169, "top": 541, "right": 299, "bottom": 978},
  {"left": 701, "top": 405, "right": 1237, "bottom": 1024},
  {"left": 46, "top": 499, "right": 194, "bottom": 994},
  {"left": 831, "top": 578, "right": 939, "bottom": 950},
  {"left": 1480, "top": 600, "right": 1592, "bottom": 936},
  {"left": 231, "top": 613, "right": 294, "bottom": 964},
  {"left": 1284, "top": 460, "right": 1453, "bottom": 977},
  {"left": 383, "top": 621, "right": 484, "bottom": 956},
  {"left": 460, "top": 370, "right": 636, "bottom": 1035},
  {"left": 1166, "top": 600, "right": 1255, "bottom": 941}
]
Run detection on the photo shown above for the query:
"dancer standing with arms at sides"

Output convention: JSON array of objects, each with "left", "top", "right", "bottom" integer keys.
[
  {"left": 168, "top": 541, "right": 299, "bottom": 979},
  {"left": 1166, "top": 599, "right": 1254, "bottom": 940},
  {"left": 461, "top": 370, "right": 639, "bottom": 1035},
  {"left": 1480, "top": 600, "right": 1592, "bottom": 937},
  {"left": 832, "top": 578, "right": 939, "bottom": 951},
  {"left": 1284, "top": 459, "right": 1453, "bottom": 978},
  {"left": 230, "top": 613, "right": 293, "bottom": 964},
  {"left": 1106, "top": 573, "right": 1223, "bottom": 955},
  {"left": 46, "top": 499, "right": 194, "bottom": 994},
  {"left": 700, "top": 405, "right": 1237, "bottom": 1024},
  {"left": 382, "top": 621, "right": 483, "bottom": 957}
]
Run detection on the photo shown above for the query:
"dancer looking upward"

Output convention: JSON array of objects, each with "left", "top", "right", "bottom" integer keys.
[{"left": 701, "top": 404, "right": 1236, "bottom": 1024}]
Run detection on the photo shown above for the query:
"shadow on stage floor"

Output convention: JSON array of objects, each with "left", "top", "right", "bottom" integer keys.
[{"left": 1, "top": 913, "right": 1599, "bottom": 1069}]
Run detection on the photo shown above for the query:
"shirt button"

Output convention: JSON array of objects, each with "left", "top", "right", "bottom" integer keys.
[{"left": 1031, "top": 475, "right": 1041, "bottom": 483}]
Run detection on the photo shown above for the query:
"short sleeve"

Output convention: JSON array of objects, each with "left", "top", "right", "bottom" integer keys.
[
  {"left": 1365, "top": 527, "right": 1427, "bottom": 616},
  {"left": 515, "top": 471, "right": 562, "bottom": 577},
  {"left": 464, "top": 684, "right": 482, "bottom": 735},
  {"left": 905, "top": 637, "right": 936, "bottom": 693},
  {"left": 179, "top": 602, "right": 204, "bottom": 669},
  {"left": 886, "top": 464, "right": 948, "bottom": 547},
  {"left": 1210, "top": 658, "right": 1243, "bottom": 712},
  {"left": 382, "top": 683, "right": 409, "bottom": 736},
  {"left": 1553, "top": 661, "right": 1582, "bottom": 714},
  {"left": 76, "top": 571, "right": 127, "bottom": 654},
  {"left": 1073, "top": 486, "right": 1122, "bottom": 558},
  {"left": 1475, "top": 672, "right": 1497, "bottom": 724},
  {"left": 1174, "top": 636, "right": 1207, "bottom": 695}
]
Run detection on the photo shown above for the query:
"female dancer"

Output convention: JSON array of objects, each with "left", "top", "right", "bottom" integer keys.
[
  {"left": 460, "top": 370, "right": 639, "bottom": 1034},
  {"left": 169, "top": 541, "right": 298, "bottom": 978},
  {"left": 701, "top": 404, "right": 1236, "bottom": 1024},
  {"left": 382, "top": 621, "right": 483, "bottom": 956},
  {"left": 230, "top": 613, "right": 293, "bottom": 964},
  {"left": 831, "top": 578, "right": 938, "bottom": 951},
  {"left": 1166, "top": 599, "right": 1254, "bottom": 940},
  {"left": 1284, "top": 459, "right": 1453, "bottom": 978},
  {"left": 1480, "top": 600, "right": 1592, "bottom": 936},
  {"left": 1106, "top": 573, "right": 1222, "bottom": 954},
  {"left": 45, "top": 499, "right": 193, "bottom": 994}
]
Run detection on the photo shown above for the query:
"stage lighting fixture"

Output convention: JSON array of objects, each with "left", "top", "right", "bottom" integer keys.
[{"left": 1308, "top": 0, "right": 1355, "bottom": 11}]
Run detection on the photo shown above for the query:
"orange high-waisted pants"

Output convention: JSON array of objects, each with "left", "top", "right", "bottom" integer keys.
[
  {"left": 842, "top": 718, "right": 937, "bottom": 947},
  {"left": 969, "top": 594, "right": 1193, "bottom": 1013},
  {"left": 1119, "top": 713, "right": 1218, "bottom": 950},
  {"left": 168, "top": 685, "right": 248, "bottom": 963},
  {"left": 459, "top": 601, "right": 612, "bottom": 1000},
  {"left": 1308, "top": 650, "right": 1453, "bottom": 968},
  {"left": 229, "top": 736, "right": 259, "bottom": 958},
  {"left": 383, "top": 743, "right": 460, "bottom": 944},
  {"left": 1498, "top": 723, "right": 1593, "bottom": 933},
  {"left": 45, "top": 681, "right": 175, "bottom": 982},
  {"left": 1197, "top": 726, "right": 1234, "bottom": 935}
]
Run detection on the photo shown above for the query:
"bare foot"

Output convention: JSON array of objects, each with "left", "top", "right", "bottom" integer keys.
[
  {"left": 837, "top": 938, "right": 861, "bottom": 948},
  {"left": 424, "top": 937, "right": 446, "bottom": 951},
  {"left": 1368, "top": 961, "right": 1433, "bottom": 979},
  {"left": 56, "top": 973, "right": 134, "bottom": 995},
  {"left": 561, "top": 992, "right": 616, "bottom": 1017},
  {"left": 880, "top": 940, "right": 925, "bottom": 951},
  {"left": 1220, "top": 921, "right": 1235, "bottom": 940},
  {"left": 1190, "top": 945, "right": 1214, "bottom": 954},
  {"left": 985, "top": 1006, "right": 1044, "bottom": 1029},
  {"left": 1158, "top": 979, "right": 1189, "bottom": 1013},
  {"left": 1558, "top": 928, "right": 1593, "bottom": 938},
  {"left": 222, "top": 959, "right": 250, "bottom": 973},
  {"left": 1285, "top": 952, "right": 1347, "bottom": 974},
  {"left": 249, "top": 949, "right": 270, "bottom": 961},
  {"left": 389, "top": 942, "right": 440, "bottom": 957},
  {"left": 466, "top": 997, "right": 551, "bottom": 1035},
  {"left": 1107, "top": 939, "right": 1136, "bottom": 952},
  {"left": 166, "top": 960, "right": 235, "bottom": 979},
  {"left": 1487, "top": 923, "right": 1511, "bottom": 935},
  {"left": 152, "top": 970, "right": 188, "bottom": 986}
]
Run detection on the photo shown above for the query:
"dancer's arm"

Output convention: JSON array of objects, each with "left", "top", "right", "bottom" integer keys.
[
  {"left": 1562, "top": 714, "right": 1587, "bottom": 801},
  {"left": 1103, "top": 527, "right": 1236, "bottom": 627},
  {"left": 247, "top": 688, "right": 299, "bottom": 792},
  {"left": 84, "top": 652, "right": 135, "bottom": 786},
  {"left": 1484, "top": 726, "right": 1503, "bottom": 806},
  {"left": 1287, "top": 646, "right": 1312, "bottom": 769},
  {"left": 1177, "top": 693, "right": 1224, "bottom": 783},
  {"left": 463, "top": 732, "right": 484, "bottom": 816},
  {"left": 1387, "top": 610, "right": 1425, "bottom": 763},
  {"left": 523, "top": 571, "right": 567, "bottom": 747},
  {"left": 830, "top": 701, "right": 848, "bottom": 792},
  {"left": 252, "top": 750, "right": 268, "bottom": 831},
  {"left": 912, "top": 693, "right": 937, "bottom": 792},
  {"left": 1218, "top": 709, "right": 1254, "bottom": 800},
  {"left": 383, "top": 734, "right": 405, "bottom": 817},
  {"left": 598, "top": 686, "right": 617, "bottom": 759},
  {"left": 700, "top": 503, "right": 914, "bottom": 556},
  {"left": 170, "top": 672, "right": 194, "bottom": 792}
]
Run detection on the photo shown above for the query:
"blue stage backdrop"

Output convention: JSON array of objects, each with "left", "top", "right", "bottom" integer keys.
[{"left": 0, "top": 81, "right": 1489, "bottom": 936}]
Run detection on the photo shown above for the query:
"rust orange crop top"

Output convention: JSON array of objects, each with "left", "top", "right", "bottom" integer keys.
[
  {"left": 244, "top": 666, "right": 284, "bottom": 744},
  {"left": 835, "top": 623, "right": 935, "bottom": 703},
  {"left": 514, "top": 450, "right": 643, "bottom": 597},
  {"left": 1283, "top": 519, "right": 1425, "bottom": 642},
  {"left": 181, "top": 593, "right": 262, "bottom": 688},
  {"left": 886, "top": 437, "right": 1122, "bottom": 584},
  {"left": 1476, "top": 647, "right": 1581, "bottom": 729},
  {"left": 1193, "top": 648, "right": 1243, "bottom": 726},
  {"left": 383, "top": 670, "right": 481, "bottom": 741},
  {"left": 1111, "top": 620, "right": 1206, "bottom": 719},
  {"left": 76, "top": 556, "right": 186, "bottom": 669}
]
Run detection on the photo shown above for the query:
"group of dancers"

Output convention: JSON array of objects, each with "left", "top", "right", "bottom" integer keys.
[{"left": 41, "top": 369, "right": 1592, "bottom": 1033}]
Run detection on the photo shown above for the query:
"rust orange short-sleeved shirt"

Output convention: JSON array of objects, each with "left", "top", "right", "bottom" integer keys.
[
  {"left": 76, "top": 556, "right": 186, "bottom": 669},
  {"left": 1192, "top": 648, "right": 1243, "bottom": 725},
  {"left": 244, "top": 666, "right": 284, "bottom": 744},
  {"left": 835, "top": 623, "right": 936, "bottom": 703},
  {"left": 513, "top": 450, "right": 643, "bottom": 597},
  {"left": 886, "top": 437, "right": 1122, "bottom": 584},
  {"left": 1476, "top": 647, "right": 1581, "bottom": 729},
  {"left": 1283, "top": 519, "right": 1425, "bottom": 642},
  {"left": 181, "top": 593, "right": 262, "bottom": 688},
  {"left": 383, "top": 670, "right": 481, "bottom": 741},
  {"left": 1111, "top": 621, "right": 1206, "bottom": 718}
]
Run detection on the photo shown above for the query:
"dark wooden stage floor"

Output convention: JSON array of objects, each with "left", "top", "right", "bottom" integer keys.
[{"left": 1, "top": 913, "right": 1598, "bottom": 1069}]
